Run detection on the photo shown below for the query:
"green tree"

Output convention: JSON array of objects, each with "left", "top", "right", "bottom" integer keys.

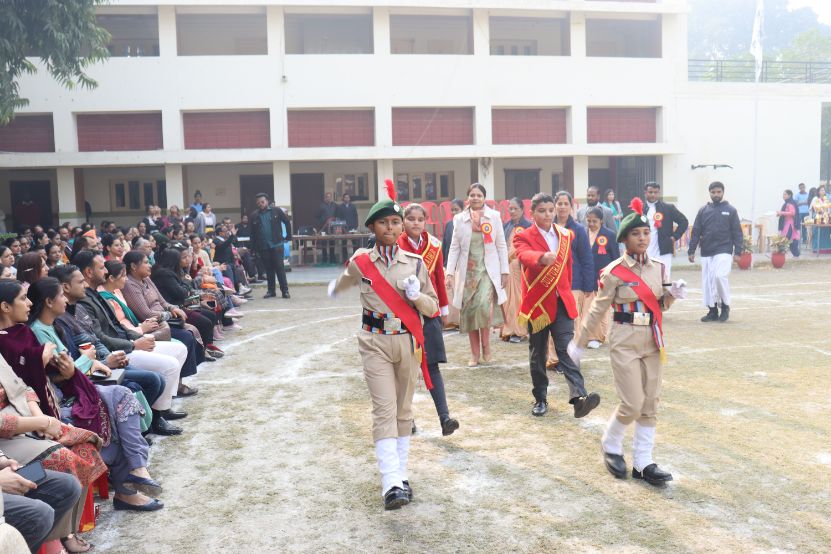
[{"left": 0, "top": 0, "right": 110, "bottom": 125}]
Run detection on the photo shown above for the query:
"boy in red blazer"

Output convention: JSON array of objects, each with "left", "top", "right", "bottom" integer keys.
[{"left": 513, "top": 192, "right": 601, "bottom": 418}]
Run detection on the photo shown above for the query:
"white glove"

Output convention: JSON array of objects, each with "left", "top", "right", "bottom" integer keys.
[
  {"left": 327, "top": 279, "right": 337, "bottom": 298},
  {"left": 403, "top": 275, "right": 420, "bottom": 301},
  {"left": 567, "top": 340, "right": 585, "bottom": 366},
  {"left": 669, "top": 279, "right": 687, "bottom": 299}
]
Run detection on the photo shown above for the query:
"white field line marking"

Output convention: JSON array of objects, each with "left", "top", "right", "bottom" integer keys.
[
  {"left": 670, "top": 340, "right": 828, "bottom": 356},
  {"left": 731, "top": 281, "right": 831, "bottom": 290},
  {"left": 808, "top": 346, "right": 831, "bottom": 357},
  {"left": 222, "top": 314, "right": 358, "bottom": 352},
  {"left": 240, "top": 305, "right": 360, "bottom": 314}
]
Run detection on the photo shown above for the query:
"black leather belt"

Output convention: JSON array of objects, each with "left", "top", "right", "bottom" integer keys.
[
  {"left": 361, "top": 312, "right": 410, "bottom": 335},
  {"left": 613, "top": 311, "right": 654, "bottom": 326}
]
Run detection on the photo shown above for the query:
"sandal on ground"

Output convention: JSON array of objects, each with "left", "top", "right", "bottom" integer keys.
[
  {"left": 62, "top": 535, "right": 93, "bottom": 553},
  {"left": 176, "top": 384, "right": 198, "bottom": 397}
]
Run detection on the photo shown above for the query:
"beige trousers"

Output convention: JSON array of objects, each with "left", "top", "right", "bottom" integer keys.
[
  {"left": 357, "top": 332, "right": 418, "bottom": 442},
  {"left": 608, "top": 323, "right": 662, "bottom": 426}
]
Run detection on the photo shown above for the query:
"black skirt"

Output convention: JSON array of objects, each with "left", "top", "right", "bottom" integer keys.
[{"left": 423, "top": 315, "right": 447, "bottom": 365}]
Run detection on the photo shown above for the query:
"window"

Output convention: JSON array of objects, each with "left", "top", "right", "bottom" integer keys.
[
  {"left": 285, "top": 14, "right": 373, "bottom": 54},
  {"left": 489, "top": 17, "right": 569, "bottom": 56},
  {"left": 334, "top": 174, "right": 370, "bottom": 201},
  {"left": 177, "top": 13, "right": 267, "bottom": 55},
  {"left": 586, "top": 18, "right": 661, "bottom": 58},
  {"left": 395, "top": 172, "right": 454, "bottom": 202},
  {"left": 97, "top": 14, "right": 159, "bottom": 57},
  {"left": 390, "top": 15, "right": 472, "bottom": 55},
  {"left": 111, "top": 179, "right": 167, "bottom": 211}
]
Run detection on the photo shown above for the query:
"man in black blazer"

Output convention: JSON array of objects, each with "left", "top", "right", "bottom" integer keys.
[
  {"left": 644, "top": 181, "right": 688, "bottom": 279},
  {"left": 251, "top": 192, "right": 292, "bottom": 299}
]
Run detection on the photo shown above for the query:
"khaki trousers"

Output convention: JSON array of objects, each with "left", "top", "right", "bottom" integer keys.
[
  {"left": 358, "top": 332, "right": 418, "bottom": 442},
  {"left": 608, "top": 323, "right": 662, "bottom": 426}
]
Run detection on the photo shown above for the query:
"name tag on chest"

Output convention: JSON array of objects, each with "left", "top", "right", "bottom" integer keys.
[{"left": 622, "top": 281, "right": 640, "bottom": 288}]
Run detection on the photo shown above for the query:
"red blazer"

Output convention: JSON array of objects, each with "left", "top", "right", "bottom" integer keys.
[
  {"left": 397, "top": 231, "right": 449, "bottom": 314},
  {"left": 512, "top": 224, "right": 578, "bottom": 321}
]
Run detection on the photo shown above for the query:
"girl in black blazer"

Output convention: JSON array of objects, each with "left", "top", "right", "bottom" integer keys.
[{"left": 584, "top": 207, "right": 620, "bottom": 348}]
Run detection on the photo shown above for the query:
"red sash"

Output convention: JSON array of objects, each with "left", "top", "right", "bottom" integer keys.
[
  {"left": 419, "top": 236, "right": 441, "bottom": 274},
  {"left": 353, "top": 253, "right": 433, "bottom": 390},
  {"left": 518, "top": 229, "right": 571, "bottom": 333},
  {"left": 610, "top": 263, "right": 667, "bottom": 362}
]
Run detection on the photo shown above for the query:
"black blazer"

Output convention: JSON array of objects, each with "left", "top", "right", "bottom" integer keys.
[
  {"left": 590, "top": 226, "right": 621, "bottom": 279},
  {"left": 151, "top": 268, "right": 191, "bottom": 306},
  {"left": 646, "top": 200, "right": 689, "bottom": 256},
  {"left": 76, "top": 289, "right": 140, "bottom": 353},
  {"left": 250, "top": 206, "right": 292, "bottom": 251}
]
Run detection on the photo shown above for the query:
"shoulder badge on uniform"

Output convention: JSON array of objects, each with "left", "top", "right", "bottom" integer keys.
[{"left": 430, "top": 236, "right": 441, "bottom": 247}]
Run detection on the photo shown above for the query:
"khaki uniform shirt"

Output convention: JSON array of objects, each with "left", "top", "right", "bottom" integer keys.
[
  {"left": 333, "top": 247, "right": 439, "bottom": 319},
  {"left": 579, "top": 253, "right": 674, "bottom": 348}
]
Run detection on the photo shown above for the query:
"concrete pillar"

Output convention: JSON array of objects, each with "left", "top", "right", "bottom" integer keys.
[
  {"left": 56, "top": 167, "right": 82, "bottom": 225},
  {"left": 472, "top": 9, "right": 490, "bottom": 57},
  {"left": 570, "top": 104, "right": 587, "bottom": 145},
  {"left": 267, "top": 6, "right": 284, "bottom": 57},
  {"left": 573, "top": 156, "right": 590, "bottom": 203},
  {"left": 162, "top": 109, "right": 182, "bottom": 151},
  {"left": 158, "top": 6, "right": 177, "bottom": 57},
  {"left": 267, "top": 7, "right": 288, "bottom": 148},
  {"left": 273, "top": 160, "right": 291, "bottom": 209},
  {"left": 376, "top": 159, "right": 394, "bottom": 201},
  {"left": 570, "top": 12, "right": 586, "bottom": 58},
  {"left": 165, "top": 164, "right": 185, "bottom": 210},
  {"left": 373, "top": 7, "right": 390, "bottom": 56},
  {"left": 52, "top": 112, "right": 76, "bottom": 153},
  {"left": 478, "top": 157, "right": 496, "bottom": 197}
]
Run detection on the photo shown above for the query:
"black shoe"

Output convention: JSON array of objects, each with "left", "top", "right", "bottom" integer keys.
[
  {"left": 384, "top": 486, "right": 410, "bottom": 510},
  {"left": 402, "top": 480, "right": 413, "bottom": 501},
  {"left": 573, "top": 392, "right": 601, "bottom": 418},
  {"left": 602, "top": 448, "right": 628, "bottom": 479},
  {"left": 701, "top": 307, "right": 719, "bottom": 322},
  {"left": 531, "top": 400, "right": 548, "bottom": 417},
  {"left": 263, "top": 291, "right": 277, "bottom": 299},
  {"left": 160, "top": 409, "right": 187, "bottom": 421},
  {"left": 440, "top": 417, "right": 459, "bottom": 436},
  {"left": 632, "top": 463, "right": 673, "bottom": 486},
  {"left": 144, "top": 436, "right": 153, "bottom": 447},
  {"left": 282, "top": 291, "right": 290, "bottom": 299},
  {"left": 113, "top": 497, "right": 164, "bottom": 511},
  {"left": 411, "top": 422, "right": 417, "bottom": 435},
  {"left": 718, "top": 304, "right": 730, "bottom": 322},
  {"left": 150, "top": 414, "right": 183, "bottom": 436}
]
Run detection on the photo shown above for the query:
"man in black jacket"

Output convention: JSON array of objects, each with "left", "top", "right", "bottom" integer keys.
[
  {"left": 644, "top": 181, "right": 689, "bottom": 279},
  {"left": 250, "top": 192, "right": 292, "bottom": 299},
  {"left": 687, "top": 181, "right": 743, "bottom": 323},
  {"left": 336, "top": 193, "right": 360, "bottom": 262}
]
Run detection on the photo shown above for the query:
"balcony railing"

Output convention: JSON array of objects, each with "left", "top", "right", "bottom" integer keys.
[{"left": 689, "top": 59, "right": 831, "bottom": 84}]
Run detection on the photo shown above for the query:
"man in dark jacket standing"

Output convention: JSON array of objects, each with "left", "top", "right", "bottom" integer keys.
[
  {"left": 687, "top": 181, "right": 743, "bottom": 322},
  {"left": 644, "top": 181, "right": 688, "bottom": 279},
  {"left": 251, "top": 192, "right": 292, "bottom": 299},
  {"left": 317, "top": 191, "right": 337, "bottom": 264},
  {"left": 336, "top": 193, "right": 360, "bottom": 262}
]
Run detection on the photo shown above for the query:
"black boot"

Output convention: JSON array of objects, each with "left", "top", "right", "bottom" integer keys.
[
  {"left": 700, "top": 306, "right": 719, "bottom": 322},
  {"left": 384, "top": 486, "right": 409, "bottom": 510},
  {"left": 718, "top": 304, "right": 730, "bottom": 322},
  {"left": 150, "top": 410, "right": 183, "bottom": 436},
  {"left": 440, "top": 416, "right": 459, "bottom": 436},
  {"left": 633, "top": 463, "right": 673, "bottom": 486}
]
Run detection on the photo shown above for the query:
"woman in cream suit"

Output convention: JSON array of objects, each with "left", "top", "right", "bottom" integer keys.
[{"left": 446, "top": 184, "right": 509, "bottom": 366}]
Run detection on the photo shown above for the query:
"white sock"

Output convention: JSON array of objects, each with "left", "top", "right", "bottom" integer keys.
[
  {"left": 633, "top": 423, "right": 656, "bottom": 472},
  {"left": 375, "top": 438, "right": 403, "bottom": 495},
  {"left": 601, "top": 413, "right": 627, "bottom": 456},
  {"left": 397, "top": 436, "right": 410, "bottom": 483}
]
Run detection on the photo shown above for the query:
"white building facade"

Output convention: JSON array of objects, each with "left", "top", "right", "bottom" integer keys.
[{"left": 0, "top": 0, "right": 828, "bottom": 236}]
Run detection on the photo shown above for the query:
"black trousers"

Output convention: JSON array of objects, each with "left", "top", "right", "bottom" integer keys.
[
  {"left": 259, "top": 247, "right": 289, "bottom": 295},
  {"left": 528, "top": 299, "right": 587, "bottom": 403}
]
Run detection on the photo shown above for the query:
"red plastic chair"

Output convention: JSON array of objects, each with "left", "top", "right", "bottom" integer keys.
[
  {"left": 420, "top": 201, "right": 440, "bottom": 237},
  {"left": 497, "top": 199, "right": 511, "bottom": 223},
  {"left": 522, "top": 199, "right": 532, "bottom": 220},
  {"left": 93, "top": 471, "right": 109, "bottom": 500},
  {"left": 485, "top": 199, "right": 497, "bottom": 210}
]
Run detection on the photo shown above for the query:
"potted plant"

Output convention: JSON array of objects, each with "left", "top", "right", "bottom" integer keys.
[
  {"left": 737, "top": 235, "right": 754, "bottom": 270},
  {"left": 769, "top": 235, "right": 791, "bottom": 268}
]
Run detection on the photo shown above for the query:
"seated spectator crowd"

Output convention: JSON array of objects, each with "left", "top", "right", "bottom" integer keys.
[{"left": 0, "top": 214, "right": 255, "bottom": 553}]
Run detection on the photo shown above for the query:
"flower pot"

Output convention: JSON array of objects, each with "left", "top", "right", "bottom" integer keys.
[
  {"left": 771, "top": 252, "right": 786, "bottom": 269},
  {"left": 737, "top": 252, "right": 752, "bottom": 270}
]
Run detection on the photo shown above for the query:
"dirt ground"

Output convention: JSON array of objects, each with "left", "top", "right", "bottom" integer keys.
[{"left": 91, "top": 262, "right": 831, "bottom": 553}]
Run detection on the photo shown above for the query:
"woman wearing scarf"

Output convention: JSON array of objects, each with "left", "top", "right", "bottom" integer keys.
[
  {"left": 26, "top": 278, "right": 164, "bottom": 513},
  {"left": 445, "top": 184, "right": 509, "bottom": 367},
  {"left": 0, "top": 280, "right": 106, "bottom": 552},
  {"left": 500, "top": 197, "right": 532, "bottom": 343},
  {"left": 776, "top": 189, "right": 800, "bottom": 257}
]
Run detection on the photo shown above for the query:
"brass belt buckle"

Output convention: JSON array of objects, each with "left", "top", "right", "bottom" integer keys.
[
  {"left": 632, "top": 312, "right": 650, "bottom": 326},
  {"left": 384, "top": 318, "right": 402, "bottom": 332}
]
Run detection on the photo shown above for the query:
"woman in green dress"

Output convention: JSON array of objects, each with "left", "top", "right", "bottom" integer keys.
[{"left": 446, "top": 184, "right": 510, "bottom": 366}]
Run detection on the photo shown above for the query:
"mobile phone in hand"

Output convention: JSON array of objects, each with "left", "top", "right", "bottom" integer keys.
[{"left": 17, "top": 460, "right": 48, "bottom": 484}]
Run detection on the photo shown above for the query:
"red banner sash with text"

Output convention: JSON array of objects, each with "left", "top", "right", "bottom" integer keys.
[{"left": 517, "top": 229, "right": 571, "bottom": 334}]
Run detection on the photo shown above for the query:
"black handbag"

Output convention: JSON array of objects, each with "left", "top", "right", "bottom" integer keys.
[{"left": 167, "top": 317, "right": 185, "bottom": 329}]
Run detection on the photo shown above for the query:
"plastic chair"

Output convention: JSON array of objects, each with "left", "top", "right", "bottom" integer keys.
[
  {"left": 438, "top": 201, "right": 454, "bottom": 228},
  {"left": 522, "top": 199, "right": 532, "bottom": 220},
  {"left": 484, "top": 199, "right": 497, "bottom": 210},
  {"left": 93, "top": 471, "right": 109, "bottom": 500},
  {"left": 497, "top": 199, "right": 511, "bottom": 223}
]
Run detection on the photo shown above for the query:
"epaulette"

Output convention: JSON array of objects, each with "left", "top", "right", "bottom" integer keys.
[
  {"left": 429, "top": 235, "right": 441, "bottom": 247},
  {"left": 401, "top": 250, "right": 423, "bottom": 260},
  {"left": 600, "top": 257, "right": 625, "bottom": 277}
]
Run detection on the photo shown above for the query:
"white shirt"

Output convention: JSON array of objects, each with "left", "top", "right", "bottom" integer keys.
[
  {"left": 646, "top": 201, "right": 661, "bottom": 258},
  {"left": 536, "top": 224, "right": 560, "bottom": 253}
]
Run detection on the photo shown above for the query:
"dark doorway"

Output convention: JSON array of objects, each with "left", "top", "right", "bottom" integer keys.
[
  {"left": 239, "top": 175, "right": 274, "bottom": 218},
  {"left": 505, "top": 169, "right": 540, "bottom": 200},
  {"left": 614, "top": 156, "right": 657, "bottom": 211},
  {"left": 290, "top": 173, "right": 325, "bottom": 231},
  {"left": 10, "top": 181, "right": 52, "bottom": 231}
]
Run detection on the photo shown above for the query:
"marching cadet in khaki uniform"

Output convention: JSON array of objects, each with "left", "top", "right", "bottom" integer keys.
[
  {"left": 569, "top": 198, "right": 687, "bottom": 486},
  {"left": 328, "top": 180, "right": 439, "bottom": 510}
]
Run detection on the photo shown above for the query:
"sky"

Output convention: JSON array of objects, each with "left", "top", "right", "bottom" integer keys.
[{"left": 789, "top": 0, "right": 831, "bottom": 24}]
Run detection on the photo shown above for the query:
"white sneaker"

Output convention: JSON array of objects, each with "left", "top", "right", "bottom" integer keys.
[
  {"left": 587, "top": 340, "right": 602, "bottom": 349},
  {"left": 239, "top": 285, "right": 252, "bottom": 295}
]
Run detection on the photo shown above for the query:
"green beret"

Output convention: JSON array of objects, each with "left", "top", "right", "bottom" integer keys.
[
  {"left": 616, "top": 197, "right": 649, "bottom": 242},
  {"left": 364, "top": 179, "right": 403, "bottom": 226}
]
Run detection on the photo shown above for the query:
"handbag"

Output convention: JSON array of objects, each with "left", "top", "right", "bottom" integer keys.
[
  {"left": 152, "top": 321, "right": 172, "bottom": 342},
  {"left": 167, "top": 317, "right": 185, "bottom": 329}
]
